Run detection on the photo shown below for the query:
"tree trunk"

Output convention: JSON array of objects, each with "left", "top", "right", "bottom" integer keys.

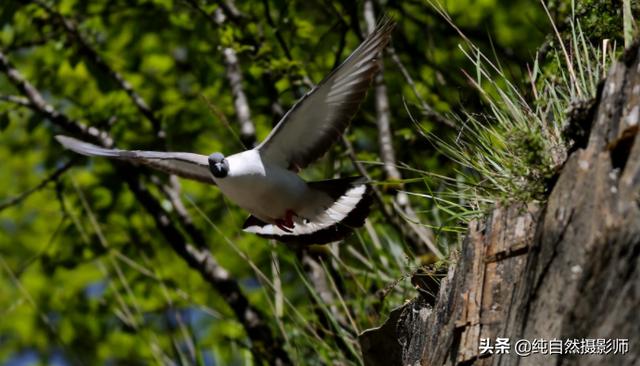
[{"left": 360, "top": 42, "right": 640, "bottom": 366}]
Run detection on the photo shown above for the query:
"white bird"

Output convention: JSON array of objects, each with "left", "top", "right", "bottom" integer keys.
[{"left": 56, "top": 18, "right": 394, "bottom": 244}]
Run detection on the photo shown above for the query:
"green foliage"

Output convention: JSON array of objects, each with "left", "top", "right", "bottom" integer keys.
[
  {"left": 565, "top": 0, "right": 629, "bottom": 42},
  {"left": 0, "top": 0, "right": 627, "bottom": 365},
  {"left": 420, "top": 3, "right": 619, "bottom": 222}
]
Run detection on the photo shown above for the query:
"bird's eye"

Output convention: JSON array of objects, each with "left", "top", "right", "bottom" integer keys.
[
  {"left": 208, "top": 152, "right": 229, "bottom": 178},
  {"left": 209, "top": 157, "right": 229, "bottom": 178}
]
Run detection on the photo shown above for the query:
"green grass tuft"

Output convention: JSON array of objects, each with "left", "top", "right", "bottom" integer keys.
[{"left": 417, "top": 4, "right": 616, "bottom": 223}]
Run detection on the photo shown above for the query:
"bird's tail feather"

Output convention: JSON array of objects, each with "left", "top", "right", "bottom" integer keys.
[{"left": 243, "top": 177, "right": 373, "bottom": 244}]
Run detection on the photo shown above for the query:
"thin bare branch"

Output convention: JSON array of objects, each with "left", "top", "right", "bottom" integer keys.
[
  {"left": 0, "top": 50, "right": 113, "bottom": 146},
  {"left": 0, "top": 94, "right": 31, "bottom": 107},
  {"left": 35, "top": 0, "right": 166, "bottom": 139},
  {"left": 182, "top": 1, "right": 257, "bottom": 147},
  {"left": 215, "top": 0, "right": 246, "bottom": 24},
  {"left": 0, "top": 160, "right": 76, "bottom": 212},
  {"left": 0, "top": 50, "right": 291, "bottom": 365},
  {"left": 261, "top": 0, "right": 292, "bottom": 60},
  {"left": 387, "top": 46, "right": 456, "bottom": 128},
  {"left": 262, "top": 71, "right": 285, "bottom": 126},
  {"left": 300, "top": 253, "right": 344, "bottom": 323},
  {"left": 260, "top": 0, "right": 314, "bottom": 94},
  {"left": 332, "top": 24, "right": 349, "bottom": 70},
  {"left": 123, "top": 173, "right": 291, "bottom": 365},
  {"left": 341, "top": 136, "right": 443, "bottom": 258},
  {"left": 362, "top": 2, "right": 441, "bottom": 257},
  {"left": 363, "top": 0, "right": 402, "bottom": 182},
  {"left": 215, "top": 9, "right": 257, "bottom": 148},
  {"left": 155, "top": 175, "right": 208, "bottom": 247}
]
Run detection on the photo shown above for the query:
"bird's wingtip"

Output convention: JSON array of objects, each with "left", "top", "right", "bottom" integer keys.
[
  {"left": 377, "top": 13, "right": 397, "bottom": 33},
  {"left": 54, "top": 134, "right": 109, "bottom": 157},
  {"left": 54, "top": 134, "right": 70, "bottom": 145},
  {"left": 54, "top": 135, "right": 80, "bottom": 150},
  {"left": 55, "top": 135, "right": 84, "bottom": 151}
]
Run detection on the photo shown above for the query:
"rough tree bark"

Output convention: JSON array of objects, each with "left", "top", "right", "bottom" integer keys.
[{"left": 360, "top": 43, "right": 640, "bottom": 366}]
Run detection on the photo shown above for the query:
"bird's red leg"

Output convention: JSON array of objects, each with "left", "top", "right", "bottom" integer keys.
[
  {"left": 275, "top": 219, "right": 293, "bottom": 233},
  {"left": 275, "top": 210, "right": 297, "bottom": 233},
  {"left": 284, "top": 210, "right": 295, "bottom": 229}
]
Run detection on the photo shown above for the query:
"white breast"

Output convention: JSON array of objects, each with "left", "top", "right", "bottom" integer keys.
[{"left": 212, "top": 150, "right": 310, "bottom": 222}]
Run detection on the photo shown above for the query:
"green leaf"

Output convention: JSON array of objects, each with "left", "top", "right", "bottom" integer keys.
[
  {"left": 0, "top": 113, "right": 9, "bottom": 131},
  {"left": 84, "top": 59, "right": 116, "bottom": 93},
  {"left": 26, "top": 112, "right": 40, "bottom": 132},
  {"left": 0, "top": 0, "right": 22, "bottom": 26}
]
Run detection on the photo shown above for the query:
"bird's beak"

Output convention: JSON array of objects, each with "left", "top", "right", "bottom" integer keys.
[{"left": 210, "top": 161, "right": 228, "bottom": 178}]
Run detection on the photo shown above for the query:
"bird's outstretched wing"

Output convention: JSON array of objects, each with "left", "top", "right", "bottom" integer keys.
[
  {"left": 257, "top": 17, "right": 394, "bottom": 171},
  {"left": 56, "top": 135, "right": 214, "bottom": 184}
]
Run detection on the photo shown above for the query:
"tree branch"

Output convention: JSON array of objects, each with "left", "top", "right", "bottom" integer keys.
[
  {"left": 387, "top": 46, "right": 456, "bottom": 128},
  {"left": 261, "top": 0, "right": 292, "bottom": 60},
  {"left": 182, "top": 1, "right": 257, "bottom": 148},
  {"left": 341, "top": 136, "right": 443, "bottom": 258},
  {"left": 34, "top": 0, "right": 166, "bottom": 140},
  {"left": 363, "top": 0, "right": 402, "bottom": 182},
  {"left": 0, "top": 94, "right": 31, "bottom": 107},
  {"left": 0, "top": 50, "right": 291, "bottom": 366},
  {"left": 214, "top": 0, "right": 246, "bottom": 24},
  {"left": 261, "top": 0, "right": 314, "bottom": 96},
  {"left": 362, "top": 1, "right": 441, "bottom": 257},
  {"left": 0, "top": 51, "right": 113, "bottom": 147},
  {"left": 0, "top": 159, "right": 76, "bottom": 212},
  {"left": 155, "top": 175, "right": 208, "bottom": 247},
  {"left": 214, "top": 9, "right": 257, "bottom": 148},
  {"left": 261, "top": 71, "right": 285, "bottom": 126},
  {"left": 123, "top": 172, "right": 291, "bottom": 365}
]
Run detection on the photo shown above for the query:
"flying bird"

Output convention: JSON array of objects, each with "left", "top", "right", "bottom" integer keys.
[{"left": 56, "top": 18, "right": 395, "bottom": 244}]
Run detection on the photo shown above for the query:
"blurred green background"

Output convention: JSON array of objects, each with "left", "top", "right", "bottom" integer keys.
[{"left": 0, "top": 0, "right": 630, "bottom": 365}]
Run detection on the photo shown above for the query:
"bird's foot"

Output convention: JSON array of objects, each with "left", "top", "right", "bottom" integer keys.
[{"left": 275, "top": 210, "right": 296, "bottom": 233}]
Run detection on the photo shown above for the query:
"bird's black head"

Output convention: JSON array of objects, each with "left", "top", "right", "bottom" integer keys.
[{"left": 208, "top": 152, "right": 229, "bottom": 178}]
